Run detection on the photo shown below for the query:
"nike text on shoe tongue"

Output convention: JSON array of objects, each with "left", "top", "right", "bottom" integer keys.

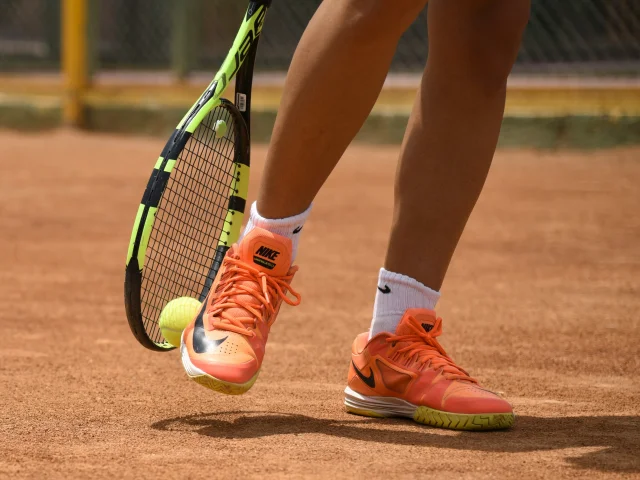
[{"left": 239, "top": 227, "right": 292, "bottom": 276}]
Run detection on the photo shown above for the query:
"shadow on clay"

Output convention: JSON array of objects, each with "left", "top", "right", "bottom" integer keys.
[{"left": 151, "top": 411, "right": 639, "bottom": 474}]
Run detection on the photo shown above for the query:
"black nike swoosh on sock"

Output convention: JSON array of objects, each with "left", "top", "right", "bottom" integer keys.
[
  {"left": 377, "top": 285, "right": 391, "bottom": 294},
  {"left": 292, "top": 226, "right": 303, "bottom": 234},
  {"left": 352, "top": 361, "right": 376, "bottom": 388}
]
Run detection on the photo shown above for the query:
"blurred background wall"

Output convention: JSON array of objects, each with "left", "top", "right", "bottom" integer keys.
[{"left": 0, "top": 0, "right": 638, "bottom": 146}]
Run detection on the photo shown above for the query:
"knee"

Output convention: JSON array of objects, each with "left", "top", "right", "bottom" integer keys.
[
  {"left": 345, "top": 0, "right": 428, "bottom": 36},
  {"left": 461, "top": 0, "right": 530, "bottom": 95},
  {"left": 478, "top": 0, "right": 530, "bottom": 78},
  {"left": 483, "top": 0, "right": 530, "bottom": 49}
]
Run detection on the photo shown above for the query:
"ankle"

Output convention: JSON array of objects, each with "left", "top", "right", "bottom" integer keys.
[
  {"left": 369, "top": 268, "right": 440, "bottom": 339},
  {"left": 240, "top": 202, "right": 312, "bottom": 262}
]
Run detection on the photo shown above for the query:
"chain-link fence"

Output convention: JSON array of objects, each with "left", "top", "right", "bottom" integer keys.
[
  {"left": 0, "top": 0, "right": 61, "bottom": 70},
  {"left": 1, "top": 0, "right": 639, "bottom": 76},
  {"left": 521, "top": 0, "right": 640, "bottom": 75}
]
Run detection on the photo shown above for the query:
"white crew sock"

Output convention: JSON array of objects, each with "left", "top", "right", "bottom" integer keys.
[
  {"left": 369, "top": 268, "right": 441, "bottom": 339},
  {"left": 240, "top": 202, "right": 311, "bottom": 262}
]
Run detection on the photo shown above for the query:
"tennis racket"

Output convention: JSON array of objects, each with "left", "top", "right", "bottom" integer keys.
[{"left": 125, "top": 0, "right": 271, "bottom": 351}]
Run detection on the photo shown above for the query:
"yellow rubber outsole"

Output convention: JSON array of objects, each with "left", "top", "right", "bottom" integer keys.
[
  {"left": 189, "top": 371, "right": 260, "bottom": 396},
  {"left": 346, "top": 405, "right": 515, "bottom": 431}
]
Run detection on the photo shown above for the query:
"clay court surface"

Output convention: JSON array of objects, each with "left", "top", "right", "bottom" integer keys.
[{"left": 1, "top": 131, "right": 639, "bottom": 479}]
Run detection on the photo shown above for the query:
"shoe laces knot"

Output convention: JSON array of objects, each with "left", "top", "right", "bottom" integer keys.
[
  {"left": 386, "top": 316, "right": 477, "bottom": 382},
  {"left": 208, "top": 255, "right": 301, "bottom": 336}
]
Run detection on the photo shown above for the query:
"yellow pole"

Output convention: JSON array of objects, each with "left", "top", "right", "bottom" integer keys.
[{"left": 62, "top": 0, "right": 88, "bottom": 127}]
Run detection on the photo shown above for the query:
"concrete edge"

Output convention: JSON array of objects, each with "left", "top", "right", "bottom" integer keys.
[{"left": 0, "top": 85, "right": 638, "bottom": 148}]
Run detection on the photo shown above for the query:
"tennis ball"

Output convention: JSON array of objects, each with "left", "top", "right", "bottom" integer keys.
[
  {"left": 214, "top": 119, "right": 227, "bottom": 138},
  {"left": 158, "top": 297, "right": 201, "bottom": 347}
]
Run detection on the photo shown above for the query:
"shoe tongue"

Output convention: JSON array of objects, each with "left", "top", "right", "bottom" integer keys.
[
  {"left": 238, "top": 227, "right": 292, "bottom": 276},
  {"left": 394, "top": 308, "right": 438, "bottom": 336},
  {"left": 209, "top": 228, "right": 292, "bottom": 328}
]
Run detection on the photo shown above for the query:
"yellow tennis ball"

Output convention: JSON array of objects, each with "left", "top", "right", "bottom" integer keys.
[{"left": 158, "top": 297, "right": 201, "bottom": 347}]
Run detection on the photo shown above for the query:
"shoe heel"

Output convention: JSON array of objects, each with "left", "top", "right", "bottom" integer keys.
[{"left": 344, "top": 386, "right": 416, "bottom": 419}]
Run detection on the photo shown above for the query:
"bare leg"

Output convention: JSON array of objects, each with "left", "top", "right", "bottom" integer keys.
[
  {"left": 257, "top": 0, "right": 427, "bottom": 218},
  {"left": 385, "top": 0, "right": 530, "bottom": 290}
]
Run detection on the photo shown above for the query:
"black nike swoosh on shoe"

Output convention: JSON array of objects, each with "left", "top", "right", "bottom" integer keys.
[
  {"left": 352, "top": 361, "right": 376, "bottom": 388},
  {"left": 377, "top": 285, "right": 391, "bottom": 294},
  {"left": 292, "top": 226, "right": 303, "bottom": 234},
  {"left": 192, "top": 303, "right": 228, "bottom": 354}
]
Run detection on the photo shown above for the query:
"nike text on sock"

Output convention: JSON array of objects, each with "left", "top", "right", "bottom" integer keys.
[
  {"left": 239, "top": 202, "right": 311, "bottom": 263},
  {"left": 369, "top": 268, "right": 441, "bottom": 339}
]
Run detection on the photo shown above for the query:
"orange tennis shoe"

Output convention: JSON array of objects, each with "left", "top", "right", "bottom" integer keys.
[
  {"left": 345, "top": 309, "right": 514, "bottom": 430},
  {"left": 181, "top": 227, "right": 301, "bottom": 395}
]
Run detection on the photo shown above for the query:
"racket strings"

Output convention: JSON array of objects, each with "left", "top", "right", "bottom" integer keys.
[{"left": 141, "top": 105, "right": 240, "bottom": 343}]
